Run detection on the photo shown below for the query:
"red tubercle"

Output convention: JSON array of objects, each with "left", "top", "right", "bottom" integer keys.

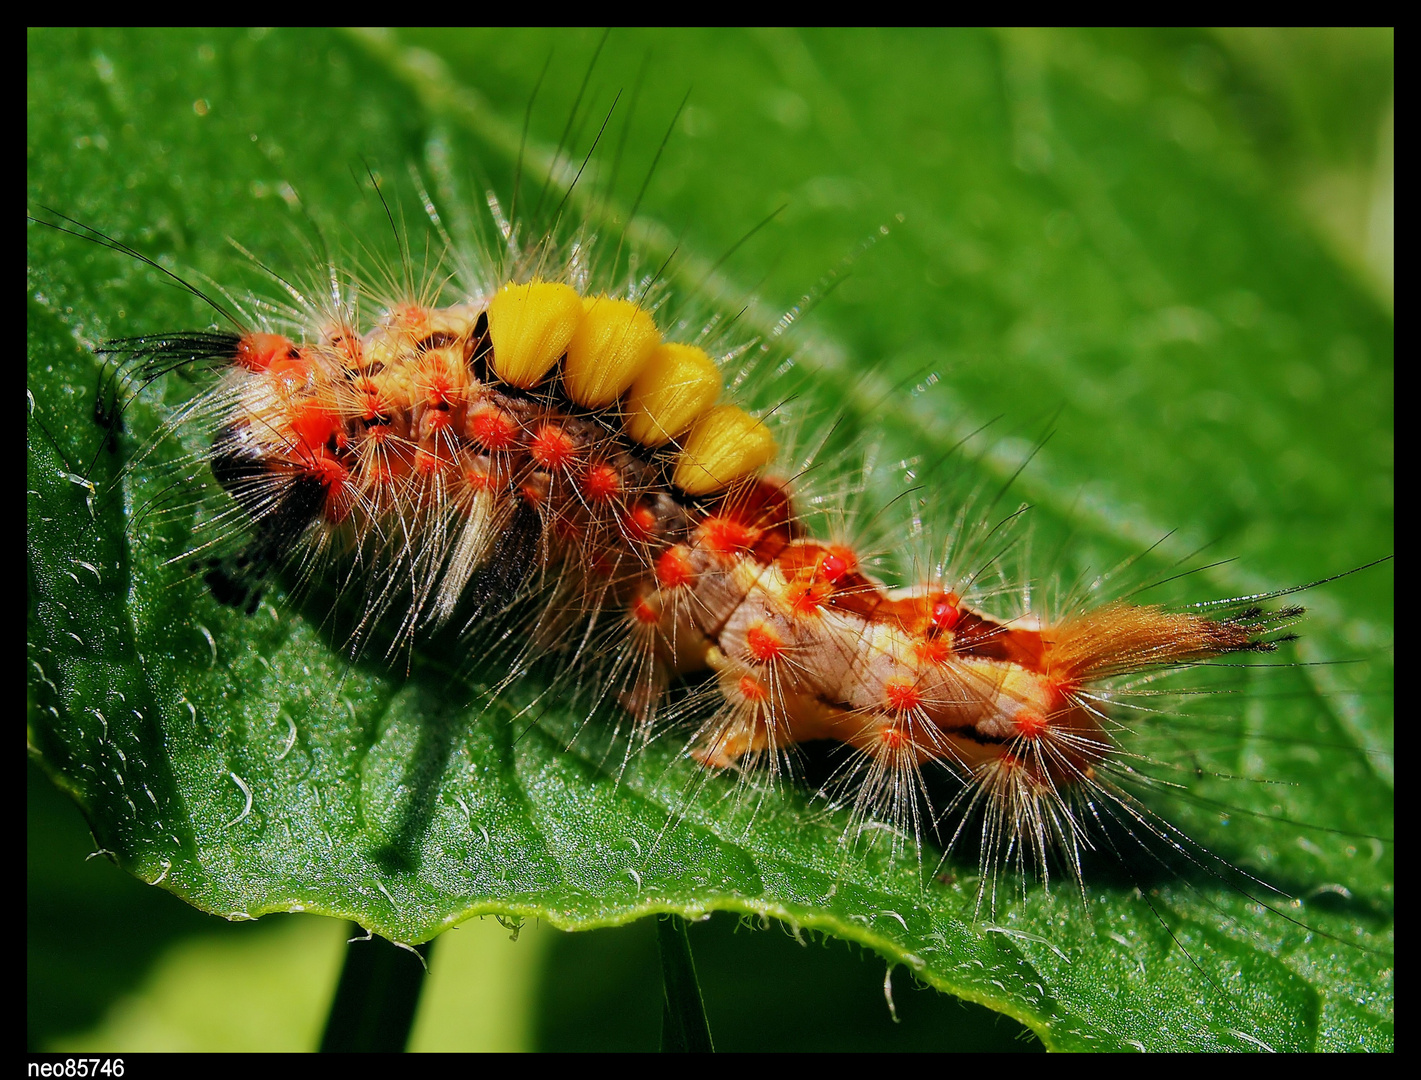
[
  {"left": 1013, "top": 709, "right": 1049, "bottom": 740},
  {"left": 352, "top": 377, "right": 388, "bottom": 424},
  {"left": 929, "top": 592, "right": 961, "bottom": 634},
  {"left": 709, "top": 481, "right": 799, "bottom": 565},
  {"left": 785, "top": 579, "right": 831, "bottom": 616},
  {"left": 988, "top": 750, "right": 1054, "bottom": 790},
  {"left": 362, "top": 423, "right": 394, "bottom": 449},
  {"left": 631, "top": 596, "right": 660, "bottom": 625},
  {"left": 288, "top": 403, "right": 343, "bottom": 454},
  {"left": 744, "top": 622, "right": 785, "bottom": 662},
  {"left": 322, "top": 325, "right": 363, "bottom": 367},
  {"left": 738, "top": 674, "right": 768, "bottom": 703},
  {"left": 701, "top": 515, "right": 758, "bottom": 556},
  {"left": 359, "top": 438, "right": 416, "bottom": 487},
  {"left": 306, "top": 449, "right": 349, "bottom": 489},
  {"left": 422, "top": 408, "right": 453, "bottom": 435},
  {"left": 883, "top": 678, "right": 923, "bottom": 714},
  {"left": 529, "top": 423, "right": 579, "bottom": 471},
  {"left": 427, "top": 389, "right": 455, "bottom": 413},
  {"left": 623, "top": 501, "right": 658, "bottom": 542},
  {"left": 775, "top": 542, "right": 885, "bottom": 618},
  {"left": 266, "top": 351, "right": 313, "bottom": 390},
  {"left": 814, "top": 545, "right": 857, "bottom": 585},
  {"left": 418, "top": 353, "right": 464, "bottom": 412},
  {"left": 912, "top": 638, "right": 951, "bottom": 666},
  {"left": 877, "top": 723, "right": 912, "bottom": 752},
  {"left": 581, "top": 462, "right": 622, "bottom": 502},
  {"left": 389, "top": 302, "right": 432, "bottom": 339},
  {"left": 819, "top": 552, "right": 849, "bottom": 584},
  {"left": 414, "top": 446, "right": 453, "bottom": 476},
  {"left": 718, "top": 478, "right": 797, "bottom": 535},
  {"left": 773, "top": 543, "right": 820, "bottom": 574},
  {"left": 468, "top": 406, "right": 520, "bottom": 451},
  {"left": 287, "top": 449, "right": 351, "bottom": 524},
  {"left": 655, "top": 546, "right": 695, "bottom": 589},
  {"left": 234, "top": 332, "right": 298, "bottom": 373}
]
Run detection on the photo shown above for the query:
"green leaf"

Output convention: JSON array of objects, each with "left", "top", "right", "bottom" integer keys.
[{"left": 29, "top": 28, "right": 1392, "bottom": 1051}]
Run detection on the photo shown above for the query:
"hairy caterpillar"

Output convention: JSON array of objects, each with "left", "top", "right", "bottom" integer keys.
[{"left": 28, "top": 28, "right": 1392, "bottom": 1052}]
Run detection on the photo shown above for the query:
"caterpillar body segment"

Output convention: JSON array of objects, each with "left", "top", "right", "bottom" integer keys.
[{"left": 135, "top": 278, "right": 1299, "bottom": 884}]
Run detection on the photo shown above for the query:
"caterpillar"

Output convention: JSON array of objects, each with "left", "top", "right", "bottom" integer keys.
[
  {"left": 95, "top": 232, "right": 1314, "bottom": 863},
  {"left": 67, "top": 215, "right": 1310, "bottom": 875},
  {"left": 28, "top": 28, "right": 1392, "bottom": 1052}
]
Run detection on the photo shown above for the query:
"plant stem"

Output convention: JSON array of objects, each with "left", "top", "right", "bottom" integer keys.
[
  {"left": 319, "top": 924, "right": 435, "bottom": 1052},
  {"left": 657, "top": 914, "right": 714, "bottom": 1052}
]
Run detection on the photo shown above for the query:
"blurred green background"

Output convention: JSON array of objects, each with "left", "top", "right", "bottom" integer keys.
[{"left": 29, "top": 28, "right": 1391, "bottom": 1051}]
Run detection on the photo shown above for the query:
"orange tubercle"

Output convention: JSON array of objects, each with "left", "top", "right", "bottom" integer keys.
[
  {"left": 655, "top": 546, "right": 695, "bottom": 589},
  {"left": 288, "top": 404, "right": 342, "bottom": 454},
  {"left": 234, "top": 332, "right": 297, "bottom": 373},
  {"left": 353, "top": 377, "right": 387, "bottom": 423},
  {"left": 877, "top": 723, "right": 912, "bottom": 752},
  {"left": 624, "top": 502, "right": 658, "bottom": 542},
  {"left": 389, "top": 302, "right": 431, "bottom": 339},
  {"left": 1013, "top": 709, "right": 1048, "bottom": 740},
  {"left": 701, "top": 515, "right": 757, "bottom": 555},
  {"left": 738, "top": 674, "right": 768, "bottom": 703},
  {"left": 582, "top": 462, "right": 622, "bottom": 502},
  {"left": 266, "top": 351, "right": 312, "bottom": 389},
  {"left": 469, "top": 406, "right": 519, "bottom": 451},
  {"left": 414, "top": 447, "right": 449, "bottom": 475},
  {"left": 786, "top": 580, "right": 830, "bottom": 616},
  {"left": 529, "top": 423, "right": 578, "bottom": 471},
  {"left": 744, "top": 622, "right": 785, "bottom": 662},
  {"left": 883, "top": 678, "right": 923, "bottom": 713},
  {"left": 912, "top": 638, "right": 951, "bottom": 666}
]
